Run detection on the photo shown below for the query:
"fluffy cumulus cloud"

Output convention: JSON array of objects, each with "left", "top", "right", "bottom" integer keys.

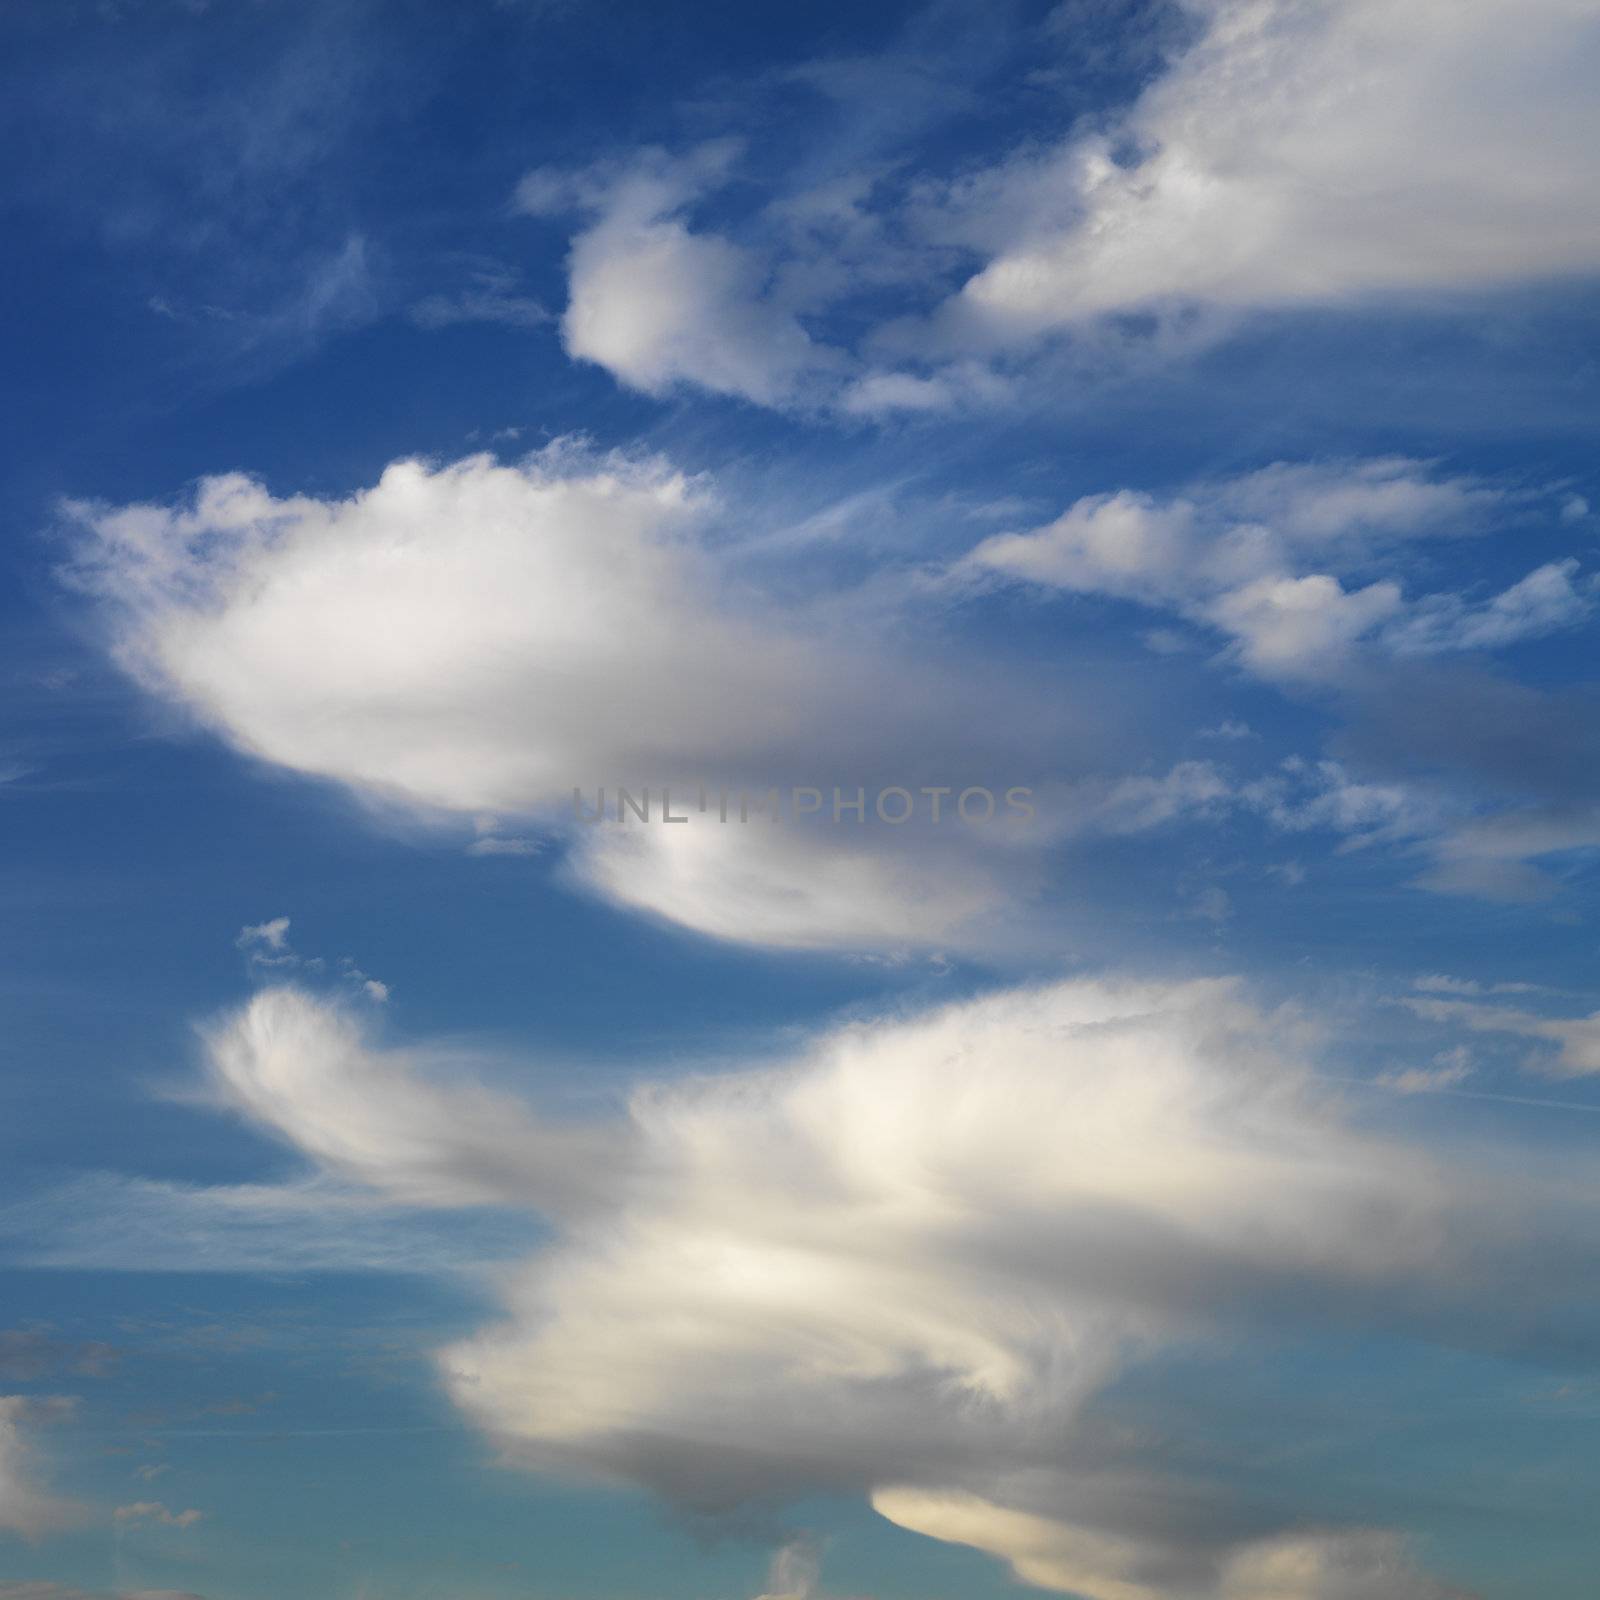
[
  {"left": 519, "top": 145, "right": 830, "bottom": 404},
  {"left": 511, "top": 2, "right": 1600, "bottom": 407},
  {"left": 949, "top": 0, "right": 1600, "bottom": 339},
  {"left": 60, "top": 444, "right": 1142, "bottom": 951},
  {"left": 65, "top": 445, "right": 797, "bottom": 816},
  {"left": 0, "top": 1396, "right": 82, "bottom": 1540},
  {"left": 963, "top": 457, "right": 1589, "bottom": 681},
  {"left": 127, "top": 976, "right": 1600, "bottom": 1596}
]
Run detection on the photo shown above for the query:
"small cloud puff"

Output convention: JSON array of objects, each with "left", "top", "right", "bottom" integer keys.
[{"left": 113, "top": 1502, "right": 205, "bottom": 1529}]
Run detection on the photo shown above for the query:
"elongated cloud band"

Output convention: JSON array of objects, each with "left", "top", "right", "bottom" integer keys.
[{"left": 66, "top": 448, "right": 1596, "bottom": 946}]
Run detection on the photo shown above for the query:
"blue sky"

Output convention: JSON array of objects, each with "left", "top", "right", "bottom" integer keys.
[{"left": 3, "top": 2, "right": 1600, "bottom": 1597}]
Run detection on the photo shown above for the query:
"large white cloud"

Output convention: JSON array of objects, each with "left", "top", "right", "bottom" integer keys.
[
  {"left": 512, "top": 3, "right": 1600, "bottom": 408},
  {"left": 61, "top": 446, "right": 1141, "bottom": 951},
  {"left": 66, "top": 446, "right": 837, "bottom": 816},
  {"left": 132, "top": 976, "right": 1600, "bottom": 1596},
  {"left": 953, "top": 0, "right": 1600, "bottom": 338}
]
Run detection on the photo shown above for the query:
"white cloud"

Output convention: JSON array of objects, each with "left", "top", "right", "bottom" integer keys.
[
  {"left": 0, "top": 1396, "right": 82, "bottom": 1539},
  {"left": 873, "top": 1491, "right": 1469, "bottom": 1600},
  {"left": 839, "top": 371, "right": 955, "bottom": 415},
  {"left": 112, "top": 1503, "right": 204, "bottom": 1530},
  {"left": 567, "top": 761, "right": 1252, "bottom": 951},
  {"left": 503, "top": 5, "right": 1600, "bottom": 411},
  {"left": 65, "top": 447, "right": 781, "bottom": 817},
  {"left": 140, "top": 979, "right": 1565, "bottom": 1596},
  {"left": 407, "top": 265, "right": 550, "bottom": 332},
  {"left": 564, "top": 216, "right": 820, "bottom": 403},
  {"left": 1378, "top": 1047, "right": 1474, "bottom": 1097},
  {"left": 522, "top": 146, "right": 830, "bottom": 404},
  {"left": 1208, "top": 572, "right": 1403, "bottom": 678},
  {"left": 963, "top": 458, "right": 1583, "bottom": 682},
  {"left": 1042, "top": 760, "right": 1234, "bottom": 838},
  {"left": 1219, "top": 1527, "right": 1470, "bottom": 1600},
  {"left": 1407, "top": 995, "right": 1600, "bottom": 1078},
  {"left": 61, "top": 446, "right": 1117, "bottom": 952},
  {"left": 66, "top": 447, "right": 1593, "bottom": 942},
  {"left": 233, "top": 920, "right": 388, "bottom": 1002},
  {"left": 467, "top": 816, "right": 542, "bottom": 858},
  {"left": 236, "top": 916, "right": 290, "bottom": 954},
  {"left": 950, "top": 0, "right": 1600, "bottom": 339},
  {"left": 569, "top": 819, "right": 1023, "bottom": 951},
  {"left": 1411, "top": 976, "right": 1540, "bottom": 997},
  {"left": 1413, "top": 805, "right": 1600, "bottom": 903},
  {"left": 1385, "top": 560, "right": 1594, "bottom": 655},
  {"left": 751, "top": 1537, "right": 824, "bottom": 1600},
  {"left": 32, "top": 975, "right": 1597, "bottom": 1592},
  {"left": 1242, "top": 758, "right": 1439, "bottom": 847},
  {"left": 200, "top": 988, "right": 620, "bottom": 1210},
  {"left": 63, "top": 447, "right": 936, "bottom": 822}
]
